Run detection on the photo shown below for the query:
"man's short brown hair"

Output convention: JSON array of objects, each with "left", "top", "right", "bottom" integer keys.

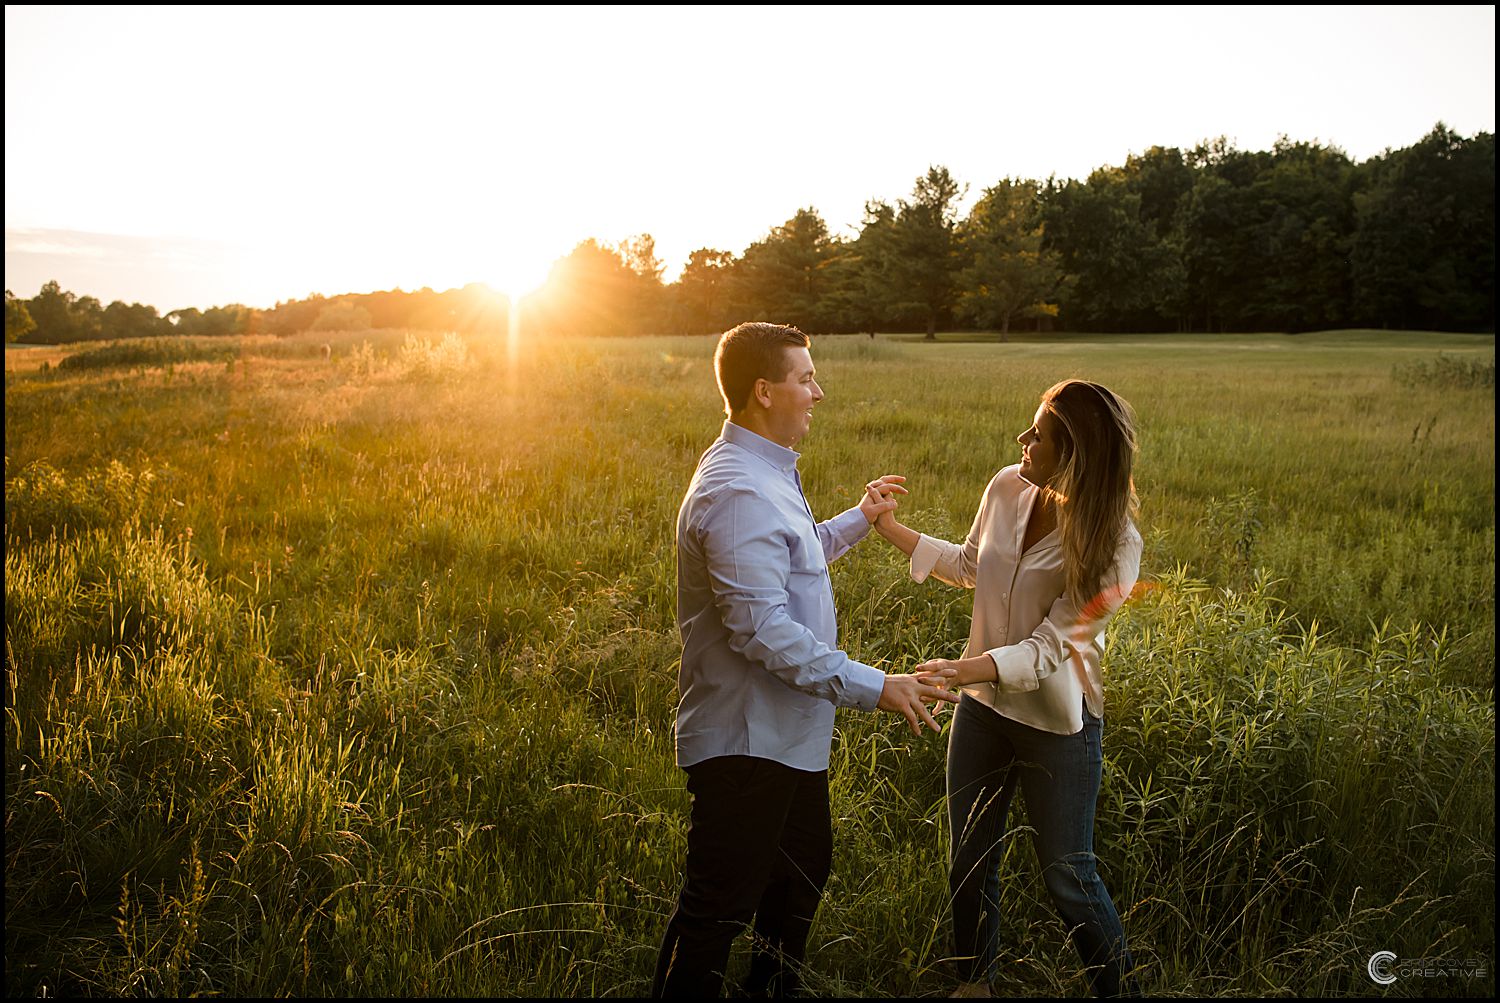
[{"left": 714, "top": 322, "right": 810, "bottom": 415}]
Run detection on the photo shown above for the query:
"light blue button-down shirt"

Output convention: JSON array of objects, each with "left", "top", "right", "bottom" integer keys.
[{"left": 674, "top": 421, "right": 887, "bottom": 770}]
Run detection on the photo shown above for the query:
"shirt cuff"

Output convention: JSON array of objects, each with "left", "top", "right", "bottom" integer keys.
[
  {"left": 829, "top": 505, "right": 873, "bottom": 549},
  {"left": 844, "top": 659, "right": 887, "bottom": 711},
  {"left": 910, "top": 534, "right": 946, "bottom": 583},
  {"left": 984, "top": 644, "right": 1040, "bottom": 693}
]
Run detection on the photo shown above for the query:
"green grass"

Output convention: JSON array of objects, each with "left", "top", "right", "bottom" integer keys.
[
  {"left": 40, "top": 328, "right": 433, "bottom": 374},
  {"left": 5, "top": 329, "right": 1494, "bottom": 996}
]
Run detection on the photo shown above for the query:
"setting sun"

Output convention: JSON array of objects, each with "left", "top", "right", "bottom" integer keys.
[{"left": 485, "top": 251, "right": 552, "bottom": 306}]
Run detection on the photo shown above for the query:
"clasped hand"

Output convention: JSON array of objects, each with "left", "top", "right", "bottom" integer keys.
[
  {"left": 859, "top": 474, "right": 907, "bottom": 524},
  {"left": 914, "top": 658, "right": 960, "bottom": 688},
  {"left": 878, "top": 669, "right": 960, "bottom": 736}
]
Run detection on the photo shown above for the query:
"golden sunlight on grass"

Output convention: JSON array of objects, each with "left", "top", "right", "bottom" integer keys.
[
  {"left": 4, "top": 331, "right": 1493, "bottom": 996},
  {"left": 4, "top": 343, "right": 78, "bottom": 374}
]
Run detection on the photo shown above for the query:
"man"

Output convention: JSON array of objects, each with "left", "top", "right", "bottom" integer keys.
[{"left": 652, "top": 322, "right": 958, "bottom": 997}]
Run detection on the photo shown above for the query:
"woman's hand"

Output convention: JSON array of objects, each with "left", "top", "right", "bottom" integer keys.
[
  {"left": 862, "top": 476, "right": 922, "bottom": 556},
  {"left": 914, "top": 659, "right": 960, "bottom": 689},
  {"left": 916, "top": 655, "right": 997, "bottom": 688}
]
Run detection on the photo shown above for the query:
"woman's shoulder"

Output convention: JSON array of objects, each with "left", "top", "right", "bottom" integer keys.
[
  {"left": 988, "top": 464, "right": 1024, "bottom": 493},
  {"left": 977, "top": 465, "right": 1029, "bottom": 507}
]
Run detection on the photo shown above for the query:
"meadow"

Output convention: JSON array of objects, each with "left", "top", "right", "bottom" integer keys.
[{"left": 4, "top": 327, "right": 1494, "bottom": 997}]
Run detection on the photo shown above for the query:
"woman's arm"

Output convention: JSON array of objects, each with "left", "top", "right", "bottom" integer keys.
[
  {"left": 916, "top": 653, "right": 997, "bottom": 687},
  {"left": 871, "top": 506, "right": 920, "bottom": 557},
  {"left": 923, "top": 528, "right": 1143, "bottom": 695},
  {"left": 866, "top": 479, "right": 989, "bottom": 587}
]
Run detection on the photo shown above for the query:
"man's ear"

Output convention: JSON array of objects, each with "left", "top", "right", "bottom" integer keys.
[{"left": 752, "top": 377, "right": 772, "bottom": 409}]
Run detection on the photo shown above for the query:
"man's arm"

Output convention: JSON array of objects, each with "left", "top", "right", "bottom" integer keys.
[
  {"left": 813, "top": 475, "right": 908, "bottom": 565},
  {"left": 699, "top": 484, "right": 956, "bottom": 731},
  {"left": 700, "top": 484, "right": 884, "bottom": 708}
]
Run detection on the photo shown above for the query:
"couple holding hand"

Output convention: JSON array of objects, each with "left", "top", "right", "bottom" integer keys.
[{"left": 653, "top": 322, "right": 1142, "bottom": 998}]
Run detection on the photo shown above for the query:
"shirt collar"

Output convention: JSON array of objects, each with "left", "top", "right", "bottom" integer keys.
[{"left": 721, "top": 420, "right": 800, "bottom": 473}]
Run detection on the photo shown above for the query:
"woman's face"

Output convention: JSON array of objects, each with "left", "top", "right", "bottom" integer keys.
[{"left": 1017, "top": 405, "right": 1065, "bottom": 488}]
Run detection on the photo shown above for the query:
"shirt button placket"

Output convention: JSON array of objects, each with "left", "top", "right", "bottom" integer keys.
[{"left": 1001, "top": 561, "right": 1020, "bottom": 643}]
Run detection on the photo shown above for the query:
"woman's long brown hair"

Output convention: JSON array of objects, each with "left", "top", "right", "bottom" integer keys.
[{"left": 1040, "top": 380, "right": 1139, "bottom": 612}]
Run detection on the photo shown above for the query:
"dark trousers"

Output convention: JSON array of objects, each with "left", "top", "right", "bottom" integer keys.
[{"left": 652, "top": 756, "right": 832, "bottom": 998}]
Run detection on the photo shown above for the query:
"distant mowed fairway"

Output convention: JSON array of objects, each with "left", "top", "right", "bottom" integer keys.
[{"left": 5, "top": 329, "right": 1494, "bottom": 996}]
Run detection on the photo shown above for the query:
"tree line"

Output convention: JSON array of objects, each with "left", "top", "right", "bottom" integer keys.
[
  {"left": 5, "top": 282, "right": 508, "bottom": 344},
  {"left": 7, "top": 124, "right": 1492, "bottom": 345},
  {"left": 528, "top": 123, "right": 1492, "bottom": 338}
]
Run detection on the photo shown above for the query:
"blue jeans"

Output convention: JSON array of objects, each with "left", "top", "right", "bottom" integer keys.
[{"left": 947, "top": 695, "right": 1138, "bottom": 997}]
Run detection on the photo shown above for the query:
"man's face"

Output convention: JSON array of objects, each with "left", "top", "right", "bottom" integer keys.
[{"left": 761, "top": 346, "right": 824, "bottom": 447}]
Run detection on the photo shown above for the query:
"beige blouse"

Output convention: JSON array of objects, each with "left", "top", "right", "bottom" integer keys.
[{"left": 911, "top": 464, "right": 1142, "bottom": 735}]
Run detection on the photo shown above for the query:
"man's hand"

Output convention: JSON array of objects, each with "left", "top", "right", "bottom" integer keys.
[
  {"left": 878, "top": 671, "right": 961, "bottom": 736},
  {"left": 860, "top": 474, "right": 908, "bottom": 524}
]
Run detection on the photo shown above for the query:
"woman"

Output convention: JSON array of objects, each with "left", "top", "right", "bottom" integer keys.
[{"left": 868, "top": 379, "right": 1141, "bottom": 998}]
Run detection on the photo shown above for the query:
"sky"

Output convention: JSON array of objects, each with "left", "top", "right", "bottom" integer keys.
[{"left": 5, "top": 4, "right": 1496, "bottom": 313}]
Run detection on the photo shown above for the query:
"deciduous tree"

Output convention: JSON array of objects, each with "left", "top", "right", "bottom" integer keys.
[
  {"left": 524, "top": 239, "right": 644, "bottom": 336},
  {"left": 102, "top": 300, "right": 169, "bottom": 341},
  {"left": 891, "top": 167, "right": 964, "bottom": 340},
  {"left": 1352, "top": 124, "right": 1495, "bottom": 331},
  {"left": 5, "top": 289, "right": 36, "bottom": 342},
  {"left": 1043, "top": 166, "right": 1184, "bottom": 332},
  {"left": 26, "top": 280, "right": 78, "bottom": 342},
  {"left": 957, "top": 178, "right": 1064, "bottom": 340},
  {"left": 674, "top": 248, "right": 736, "bottom": 334},
  {"left": 729, "top": 208, "right": 838, "bottom": 331}
]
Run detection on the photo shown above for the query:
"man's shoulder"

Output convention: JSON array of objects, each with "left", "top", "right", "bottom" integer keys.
[
  {"left": 681, "top": 441, "right": 773, "bottom": 522},
  {"left": 688, "top": 439, "right": 764, "bottom": 494}
]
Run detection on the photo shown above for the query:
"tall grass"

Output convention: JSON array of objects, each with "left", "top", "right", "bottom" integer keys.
[
  {"left": 1393, "top": 351, "right": 1495, "bottom": 390},
  {"left": 48, "top": 328, "right": 437, "bottom": 374},
  {"left": 5, "top": 329, "right": 1494, "bottom": 996}
]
